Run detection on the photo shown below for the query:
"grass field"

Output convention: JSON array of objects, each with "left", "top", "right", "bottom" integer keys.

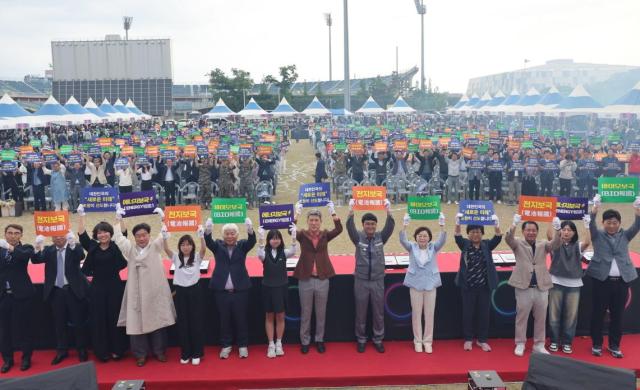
[{"left": 6, "top": 140, "right": 640, "bottom": 257}]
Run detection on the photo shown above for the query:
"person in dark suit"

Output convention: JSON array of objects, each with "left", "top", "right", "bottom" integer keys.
[
  {"left": 157, "top": 159, "right": 180, "bottom": 206},
  {"left": 26, "top": 162, "right": 48, "bottom": 211},
  {"left": 32, "top": 232, "right": 89, "bottom": 365},
  {"left": 204, "top": 217, "right": 256, "bottom": 359},
  {"left": 0, "top": 224, "right": 35, "bottom": 373},
  {"left": 314, "top": 153, "right": 328, "bottom": 183}
]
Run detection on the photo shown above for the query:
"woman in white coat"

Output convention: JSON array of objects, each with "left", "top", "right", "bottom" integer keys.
[{"left": 113, "top": 205, "right": 176, "bottom": 367}]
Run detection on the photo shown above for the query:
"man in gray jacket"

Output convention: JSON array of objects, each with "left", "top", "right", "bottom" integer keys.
[
  {"left": 346, "top": 197, "right": 395, "bottom": 353},
  {"left": 587, "top": 194, "right": 640, "bottom": 358}
]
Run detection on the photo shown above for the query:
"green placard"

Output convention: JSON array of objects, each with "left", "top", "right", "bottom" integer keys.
[
  {"left": 134, "top": 146, "right": 145, "bottom": 156},
  {"left": 1, "top": 150, "right": 16, "bottom": 161},
  {"left": 408, "top": 143, "right": 419, "bottom": 153},
  {"left": 230, "top": 145, "right": 240, "bottom": 154},
  {"left": 553, "top": 130, "right": 565, "bottom": 139},
  {"left": 59, "top": 145, "right": 73, "bottom": 155},
  {"left": 210, "top": 198, "right": 247, "bottom": 223},
  {"left": 334, "top": 143, "right": 347, "bottom": 152},
  {"left": 407, "top": 196, "right": 441, "bottom": 220},
  {"left": 590, "top": 136, "right": 603, "bottom": 145},
  {"left": 30, "top": 139, "right": 42, "bottom": 147},
  {"left": 521, "top": 141, "right": 533, "bottom": 149},
  {"left": 598, "top": 177, "right": 639, "bottom": 203},
  {"left": 608, "top": 134, "right": 621, "bottom": 143},
  {"left": 476, "top": 144, "right": 489, "bottom": 153},
  {"left": 569, "top": 136, "right": 581, "bottom": 146}
]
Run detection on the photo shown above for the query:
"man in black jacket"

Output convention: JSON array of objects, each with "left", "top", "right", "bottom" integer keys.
[
  {"left": 0, "top": 224, "right": 35, "bottom": 373},
  {"left": 32, "top": 232, "right": 89, "bottom": 365},
  {"left": 204, "top": 217, "right": 256, "bottom": 359},
  {"left": 157, "top": 158, "right": 180, "bottom": 206}
]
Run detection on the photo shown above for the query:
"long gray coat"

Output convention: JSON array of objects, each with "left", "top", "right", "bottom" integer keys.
[{"left": 114, "top": 227, "right": 176, "bottom": 335}]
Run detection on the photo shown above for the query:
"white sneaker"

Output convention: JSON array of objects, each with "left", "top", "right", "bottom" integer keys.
[
  {"left": 239, "top": 347, "right": 249, "bottom": 358},
  {"left": 497, "top": 200, "right": 502, "bottom": 204},
  {"left": 476, "top": 341, "right": 492, "bottom": 352},
  {"left": 180, "top": 358, "right": 190, "bottom": 364},
  {"left": 275, "top": 341, "right": 284, "bottom": 356},
  {"left": 463, "top": 341, "right": 472, "bottom": 351},
  {"left": 267, "top": 344, "right": 276, "bottom": 358},
  {"left": 514, "top": 343, "right": 525, "bottom": 356},
  {"left": 533, "top": 343, "right": 550, "bottom": 354},
  {"left": 423, "top": 343, "right": 432, "bottom": 354},
  {"left": 219, "top": 346, "right": 232, "bottom": 359},
  {"left": 414, "top": 342, "right": 423, "bottom": 353},
  {"left": 447, "top": 201, "right": 452, "bottom": 205},
  {"left": 191, "top": 357, "right": 200, "bottom": 365},
  {"left": 454, "top": 201, "right": 459, "bottom": 205}
]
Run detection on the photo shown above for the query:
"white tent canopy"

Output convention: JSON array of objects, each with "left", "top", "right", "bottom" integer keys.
[
  {"left": 113, "top": 98, "right": 138, "bottom": 120},
  {"left": 30, "top": 95, "right": 77, "bottom": 126},
  {"left": 386, "top": 96, "right": 416, "bottom": 114},
  {"left": 356, "top": 96, "right": 385, "bottom": 115},
  {"left": 125, "top": 99, "right": 152, "bottom": 119},
  {"left": 64, "top": 96, "right": 103, "bottom": 123},
  {"left": 599, "top": 81, "right": 640, "bottom": 116},
  {"left": 302, "top": 97, "right": 331, "bottom": 116},
  {"left": 271, "top": 97, "right": 299, "bottom": 117},
  {"left": 237, "top": 97, "right": 269, "bottom": 118},
  {"left": 550, "top": 85, "right": 603, "bottom": 116},
  {"left": 203, "top": 98, "right": 236, "bottom": 119}
]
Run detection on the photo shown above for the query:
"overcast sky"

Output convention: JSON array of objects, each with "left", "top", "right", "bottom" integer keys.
[{"left": 1, "top": 0, "right": 639, "bottom": 93}]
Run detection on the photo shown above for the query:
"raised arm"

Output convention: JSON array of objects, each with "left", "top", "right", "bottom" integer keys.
[
  {"left": 433, "top": 231, "right": 447, "bottom": 252},
  {"left": 345, "top": 213, "right": 359, "bottom": 245},
  {"left": 380, "top": 211, "right": 396, "bottom": 244},
  {"left": 624, "top": 204, "right": 640, "bottom": 241},
  {"left": 327, "top": 215, "right": 343, "bottom": 242}
]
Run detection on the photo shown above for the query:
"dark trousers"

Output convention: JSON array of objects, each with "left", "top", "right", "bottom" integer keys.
[
  {"left": 376, "top": 174, "right": 386, "bottom": 186},
  {"left": 461, "top": 286, "right": 491, "bottom": 343},
  {"left": 130, "top": 328, "right": 167, "bottom": 359},
  {"left": 488, "top": 174, "right": 502, "bottom": 201},
  {"left": 175, "top": 285, "right": 205, "bottom": 359},
  {"left": 468, "top": 178, "right": 480, "bottom": 200},
  {"left": 165, "top": 181, "right": 176, "bottom": 206},
  {"left": 119, "top": 185, "right": 132, "bottom": 194},
  {"left": 33, "top": 184, "right": 46, "bottom": 211},
  {"left": 578, "top": 177, "right": 596, "bottom": 199},
  {"left": 141, "top": 180, "right": 153, "bottom": 191},
  {"left": 521, "top": 176, "right": 538, "bottom": 196},
  {"left": 559, "top": 178, "right": 572, "bottom": 196},
  {"left": 590, "top": 277, "right": 628, "bottom": 349},
  {"left": 540, "top": 175, "right": 554, "bottom": 196},
  {"left": 215, "top": 290, "right": 249, "bottom": 348},
  {"left": 0, "top": 294, "right": 33, "bottom": 362},
  {"left": 51, "top": 286, "right": 88, "bottom": 353},
  {"left": 89, "top": 282, "right": 126, "bottom": 359}
]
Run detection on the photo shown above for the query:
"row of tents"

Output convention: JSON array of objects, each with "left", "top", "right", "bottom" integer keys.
[
  {"left": 448, "top": 81, "right": 640, "bottom": 117},
  {"left": 203, "top": 95, "right": 416, "bottom": 119},
  {"left": 0, "top": 95, "right": 152, "bottom": 130}
]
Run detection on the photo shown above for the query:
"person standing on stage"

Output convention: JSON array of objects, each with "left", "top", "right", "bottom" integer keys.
[
  {"left": 506, "top": 214, "right": 560, "bottom": 357},
  {"left": 293, "top": 201, "right": 343, "bottom": 354},
  {"left": 162, "top": 227, "right": 206, "bottom": 365},
  {"left": 588, "top": 195, "right": 640, "bottom": 358},
  {"left": 205, "top": 217, "right": 256, "bottom": 359},
  {"left": 399, "top": 212, "right": 447, "bottom": 354},
  {"left": 257, "top": 226, "right": 297, "bottom": 358},
  {"left": 32, "top": 231, "right": 89, "bottom": 365},
  {"left": 113, "top": 206, "right": 176, "bottom": 367},
  {"left": 454, "top": 214, "right": 502, "bottom": 352},
  {"left": 0, "top": 224, "right": 35, "bottom": 373},
  {"left": 76, "top": 205, "right": 128, "bottom": 362},
  {"left": 346, "top": 197, "right": 395, "bottom": 353}
]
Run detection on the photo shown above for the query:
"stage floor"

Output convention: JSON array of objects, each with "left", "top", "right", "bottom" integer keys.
[{"left": 2, "top": 336, "right": 639, "bottom": 390}]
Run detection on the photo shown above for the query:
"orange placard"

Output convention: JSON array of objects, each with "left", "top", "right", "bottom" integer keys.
[
  {"left": 352, "top": 186, "right": 387, "bottom": 210},
  {"left": 374, "top": 142, "right": 388, "bottom": 152},
  {"left": 257, "top": 146, "right": 273, "bottom": 156},
  {"left": 192, "top": 135, "right": 203, "bottom": 142},
  {"left": 183, "top": 145, "right": 197, "bottom": 158},
  {"left": 393, "top": 140, "right": 408, "bottom": 152},
  {"left": 380, "top": 129, "right": 389, "bottom": 137},
  {"left": 419, "top": 140, "right": 433, "bottom": 150},
  {"left": 518, "top": 196, "right": 557, "bottom": 222},
  {"left": 616, "top": 153, "right": 630, "bottom": 163},
  {"left": 261, "top": 134, "right": 276, "bottom": 143},
  {"left": 115, "top": 139, "right": 127, "bottom": 147},
  {"left": 349, "top": 143, "right": 365, "bottom": 155},
  {"left": 34, "top": 211, "right": 70, "bottom": 237},
  {"left": 508, "top": 141, "right": 521, "bottom": 149},
  {"left": 594, "top": 153, "right": 606, "bottom": 162},
  {"left": 145, "top": 146, "right": 159, "bottom": 157},
  {"left": 165, "top": 205, "right": 202, "bottom": 232},
  {"left": 120, "top": 146, "right": 134, "bottom": 156},
  {"left": 19, "top": 146, "right": 34, "bottom": 154},
  {"left": 97, "top": 138, "right": 112, "bottom": 147},
  {"left": 462, "top": 147, "right": 474, "bottom": 159}
]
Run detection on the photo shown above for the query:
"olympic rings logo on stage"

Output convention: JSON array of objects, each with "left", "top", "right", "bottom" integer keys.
[
  {"left": 285, "top": 284, "right": 301, "bottom": 322},
  {"left": 491, "top": 280, "right": 516, "bottom": 318},
  {"left": 384, "top": 282, "right": 412, "bottom": 322}
]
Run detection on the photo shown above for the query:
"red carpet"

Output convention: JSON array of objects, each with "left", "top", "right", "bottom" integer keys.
[{"left": 3, "top": 336, "right": 639, "bottom": 389}]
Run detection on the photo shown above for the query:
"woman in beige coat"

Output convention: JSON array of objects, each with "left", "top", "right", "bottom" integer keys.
[{"left": 114, "top": 206, "right": 176, "bottom": 367}]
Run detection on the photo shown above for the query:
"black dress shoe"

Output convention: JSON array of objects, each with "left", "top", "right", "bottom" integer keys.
[
  {"left": 51, "top": 352, "right": 68, "bottom": 365},
  {"left": 316, "top": 342, "right": 326, "bottom": 353},
  {"left": 374, "top": 342, "right": 385, "bottom": 353},
  {"left": 111, "top": 353, "right": 123, "bottom": 361},
  {"left": 136, "top": 357, "right": 146, "bottom": 367},
  {"left": 20, "top": 357, "right": 30, "bottom": 371},
  {"left": 78, "top": 350, "right": 88, "bottom": 362},
  {"left": 357, "top": 342, "right": 366, "bottom": 353},
  {"left": 1, "top": 361, "right": 13, "bottom": 374},
  {"left": 97, "top": 355, "right": 110, "bottom": 363},
  {"left": 300, "top": 344, "right": 310, "bottom": 354}
]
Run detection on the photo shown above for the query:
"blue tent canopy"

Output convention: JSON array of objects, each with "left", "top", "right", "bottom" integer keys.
[
  {"left": 272, "top": 97, "right": 298, "bottom": 115},
  {"left": 34, "top": 96, "right": 73, "bottom": 116},
  {"left": 538, "top": 86, "right": 563, "bottom": 106},
  {"left": 613, "top": 81, "right": 640, "bottom": 105},
  {"left": 555, "top": 85, "right": 603, "bottom": 110},
  {"left": 515, "top": 88, "right": 542, "bottom": 107},
  {"left": 452, "top": 94, "right": 469, "bottom": 109},
  {"left": 84, "top": 98, "right": 111, "bottom": 118},
  {"left": 0, "top": 94, "right": 32, "bottom": 117},
  {"left": 99, "top": 99, "right": 119, "bottom": 114}
]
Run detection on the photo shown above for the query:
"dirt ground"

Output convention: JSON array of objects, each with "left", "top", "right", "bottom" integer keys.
[{"left": 5, "top": 140, "right": 640, "bottom": 257}]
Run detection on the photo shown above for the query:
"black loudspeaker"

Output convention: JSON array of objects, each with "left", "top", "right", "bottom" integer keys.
[
  {"left": 0, "top": 361, "right": 98, "bottom": 390},
  {"left": 522, "top": 353, "right": 636, "bottom": 390},
  {"left": 112, "top": 380, "right": 146, "bottom": 390}
]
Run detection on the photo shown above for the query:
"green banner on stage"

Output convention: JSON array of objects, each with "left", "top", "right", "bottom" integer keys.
[
  {"left": 210, "top": 198, "right": 247, "bottom": 223},
  {"left": 598, "top": 177, "right": 639, "bottom": 203},
  {"left": 407, "top": 196, "right": 441, "bottom": 220}
]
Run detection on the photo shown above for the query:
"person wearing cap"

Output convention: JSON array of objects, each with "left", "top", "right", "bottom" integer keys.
[
  {"left": 346, "top": 198, "right": 395, "bottom": 353},
  {"left": 292, "top": 201, "right": 343, "bottom": 354}
]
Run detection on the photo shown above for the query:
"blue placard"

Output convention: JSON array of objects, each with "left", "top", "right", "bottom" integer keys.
[
  {"left": 88, "top": 146, "right": 102, "bottom": 157},
  {"left": 66, "top": 153, "right": 83, "bottom": 164},
  {"left": 160, "top": 149, "right": 176, "bottom": 160},
  {"left": 217, "top": 146, "right": 230, "bottom": 159},
  {"left": 23, "top": 153, "right": 42, "bottom": 164},
  {"left": 298, "top": 183, "right": 331, "bottom": 207},
  {"left": 555, "top": 197, "right": 588, "bottom": 221},
  {"left": 259, "top": 204, "right": 294, "bottom": 229},
  {"left": 0, "top": 161, "right": 18, "bottom": 172},
  {"left": 114, "top": 157, "right": 130, "bottom": 169},
  {"left": 43, "top": 153, "right": 59, "bottom": 163},
  {"left": 81, "top": 188, "right": 119, "bottom": 212},
  {"left": 135, "top": 156, "right": 150, "bottom": 166},
  {"left": 458, "top": 200, "right": 495, "bottom": 225}
]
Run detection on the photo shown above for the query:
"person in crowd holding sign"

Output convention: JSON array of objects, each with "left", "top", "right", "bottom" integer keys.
[
  {"left": 26, "top": 160, "right": 48, "bottom": 211},
  {"left": 115, "top": 159, "right": 134, "bottom": 194},
  {"left": 256, "top": 154, "right": 278, "bottom": 195},
  {"left": 205, "top": 217, "right": 256, "bottom": 359},
  {"left": 0, "top": 224, "right": 36, "bottom": 373},
  {"left": 346, "top": 198, "right": 395, "bottom": 353},
  {"left": 399, "top": 212, "right": 446, "bottom": 354},
  {"left": 113, "top": 206, "right": 176, "bottom": 367},
  {"left": 453, "top": 214, "right": 502, "bottom": 352},
  {"left": 506, "top": 215, "right": 561, "bottom": 356},
  {"left": 293, "top": 201, "right": 343, "bottom": 354},
  {"left": 506, "top": 152, "right": 524, "bottom": 205},
  {"left": 544, "top": 216, "right": 591, "bottom": 354},
  {"left": 161, "top": 226, "right": 206, "bottom": 365},
  {"left": 157, "top": 158, "right": 180, "bottom": 206},
  {"left": 445, "top": 152, "right": 464, "bottom": 205},
  {"left": 466, "top": 152, "right": 484, "bottom": 201},
  {"left": 257, "top": 225, "right": 298, "bottom": 358},
  {"left": 76, "top": 206, "right": 128, "bottom": 362},
  {"left": 43, "top": 161, "right": 69, "bottom": 211},
  {"left": 540, "top": 150, "right": 559, "bottom": 197},
  {"left": 32, "top": 231, "right": 89, "bottom": 365},
  {"left": 558, "top": 154, "right": 577, "bottom": 197},
  {"left": 577, "top": 150, "right": 599, "bottom": 200},
  {"left": 600, "top": 149, "right": 622, "bottom": 177},
  {"left": 136, "top": 162, "right": 156, "bottom": 192},
  {"left": 487, "top": 152, "right": 504, "bottom": 204},
  {"left": 314, "top": 152, "right": 328, "bottom": 184},
  {"left": 85, "top": 155, "right": 108, "bottom": 188},
  {"left": 587, "top": 195, "right": 640, "bottom": 358},
  {"left": 66, "top": 160, "right": 87, "bottom": 211}
]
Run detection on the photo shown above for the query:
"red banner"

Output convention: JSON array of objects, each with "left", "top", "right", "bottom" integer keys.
[{"left": 34, "top": 211, "right": 70, "bottom": 237}]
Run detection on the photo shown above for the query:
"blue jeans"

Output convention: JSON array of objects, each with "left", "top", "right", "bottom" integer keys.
[{"left": 548, "top": 284, "right": 581, "bottom": 345}]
